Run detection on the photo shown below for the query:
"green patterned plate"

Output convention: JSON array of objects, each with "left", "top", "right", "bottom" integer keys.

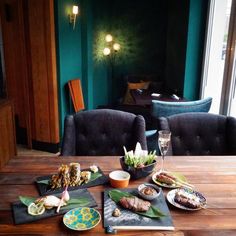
[
  {"left": 63, "top": 207, "right": 101, "bottom": 231},
  {"left": 152, "top": 171, "right": 187, "bottom": 188}
]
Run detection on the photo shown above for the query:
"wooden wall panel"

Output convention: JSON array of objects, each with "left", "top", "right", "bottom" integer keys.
[
  {"left": 0, "top": 0, "right": 59, "bottom": 149},
  {"left": 0, "top": 0, "right": 29, "bottom": 130},
  {"left": 27, "top": 0, "right": 59, "bottom": 143},
  {"left": 0, "top": 100, "right": 16, "bottom": 169}
]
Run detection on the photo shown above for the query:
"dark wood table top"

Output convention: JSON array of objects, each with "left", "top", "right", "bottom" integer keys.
[{"left": 0, "top": 155, "right": 236, "bottom": 235}]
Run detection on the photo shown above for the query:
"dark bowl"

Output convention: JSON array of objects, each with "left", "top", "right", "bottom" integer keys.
[{"left": 120, "top": 156, "right": 157, "bottom": 180}]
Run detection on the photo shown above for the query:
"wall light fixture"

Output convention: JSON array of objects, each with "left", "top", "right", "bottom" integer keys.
[
  {"left": 69, "top": 5, "right": 79, "bottom": 30},
  {"left": 103, "top": 34, "right": 121, "bottom": 56}
]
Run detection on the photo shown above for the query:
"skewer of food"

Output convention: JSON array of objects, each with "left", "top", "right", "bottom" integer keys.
[
  {"left": 154, "top": 172, "right": 194, "bottom": 188},
  {"left": 167, "top": 188, "right": 207, "bottom": 210},
  {"left": 174, "top": 190, "right": 201, "bottom": 209}
]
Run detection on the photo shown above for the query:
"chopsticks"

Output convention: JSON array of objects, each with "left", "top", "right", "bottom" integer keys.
[
  {"left": 175, "top": 179, "right": 195, "bottom": 189},
  {"left": 200, "top": 205, "right": 218, "bottom": 214}
]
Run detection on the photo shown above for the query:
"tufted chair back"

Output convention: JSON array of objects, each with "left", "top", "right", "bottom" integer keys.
[
  {"left": 158, "top": 112, "right": 236, "bottom": 155},
  {"left": 61, "top": 109, "right": 147, "bottom": 156}
]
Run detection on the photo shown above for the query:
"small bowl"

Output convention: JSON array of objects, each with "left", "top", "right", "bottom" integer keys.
[
  {"left": 109, "top": 170, "right": 130, "bottom": 188},
  {"left": 138, "top": 183, "right": 161, "bottom": 201},
  {"left": 120, "top": 156, "right": 157, "bottom": 180}
]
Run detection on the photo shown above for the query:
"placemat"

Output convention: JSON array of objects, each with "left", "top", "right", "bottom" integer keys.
[
  {"left": 12, "top": 189, "right": 97, "bottom": 225},
  {"left": 36, "top": 167, "right": 108, "bottom": 196}
]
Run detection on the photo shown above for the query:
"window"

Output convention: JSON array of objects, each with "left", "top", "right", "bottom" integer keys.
[{"left": 201, "top": 0, "right": 233, "bottom": 114}]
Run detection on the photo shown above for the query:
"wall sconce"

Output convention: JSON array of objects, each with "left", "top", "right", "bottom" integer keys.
[
  {"left": 103, "top": 34, "right": 121, "bottom": 56},
  {"left": 69, "top": 5, "right": 79, "bottom": 30}
]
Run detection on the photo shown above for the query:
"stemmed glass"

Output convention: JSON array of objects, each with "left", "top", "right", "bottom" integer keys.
[{"left": 158, "top": 130, "right": 171, "bottom": 173}]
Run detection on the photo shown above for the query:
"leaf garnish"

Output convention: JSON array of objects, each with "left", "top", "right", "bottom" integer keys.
[
  {"left": 37, "top": 179, "right": 50, "bottom": 185},
  {"left": 19, "top": 196, "right": 90, "bottom": 210},
  {"left": 19, "top": 196, "right": 37, "bottom": 207},
  {"left": 89, "top": 172, "right": 103, "bottom": 182}
]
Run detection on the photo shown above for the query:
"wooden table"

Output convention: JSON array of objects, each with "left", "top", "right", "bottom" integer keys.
[{"left": 0, "top": 155, "right": 236, "bottom": 235}]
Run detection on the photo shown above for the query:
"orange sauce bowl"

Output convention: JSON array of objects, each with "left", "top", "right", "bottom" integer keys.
[{"left": 109, "top": 170, "right": 130, "bottom": 188}]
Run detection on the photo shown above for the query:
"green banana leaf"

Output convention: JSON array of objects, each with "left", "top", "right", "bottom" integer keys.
[
  {"left": 19, "top": 196, "right": 90, "bottom": 210},
  {"left": 37, "top": 179, "right": 49, "bottom": 185},
  {"left": 89, "top": 172, "right": 102, "bottom": 182},
  {"left": 108, "top": 189, "right": 165, "bottom": 219},
  {"left": 60, "top": 198, "right": 90, "bottom": 210},
  {"left": 19, "top": 196, "right": 37, "bottom": 207}
]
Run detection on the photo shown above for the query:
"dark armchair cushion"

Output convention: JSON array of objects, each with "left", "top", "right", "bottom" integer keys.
[
  {"left": 61, "top": 109, "right": 147, "bottom": 156},
  {"left": 158, "top": 112, "right": 236, "bottom": 155}
]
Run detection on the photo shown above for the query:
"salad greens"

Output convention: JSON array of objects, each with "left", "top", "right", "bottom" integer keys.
[{"left": 123, "top": 142, "right": 156, "bottom": 168}]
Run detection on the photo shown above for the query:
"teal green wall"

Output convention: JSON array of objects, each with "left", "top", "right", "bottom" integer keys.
[
  {"left": 165, "top": 0, "right": 190, "bottom": 96},
  {"left": 183, "top": 0, "right": 208, "bottom": 100},
  {"left": 55, "top": 0, "right": 93, "bottom": 135},
  {"left": 92, "top": 0, "right": 169, "bottom": 107},
  {"left": 80, "top": 0, "right": 94, "bottom": 110},
  {"left": 55, "top": 0, "right": 209, "bottom": 138}
]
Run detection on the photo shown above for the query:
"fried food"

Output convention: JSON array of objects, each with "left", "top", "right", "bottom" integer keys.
[{"left": 49, "top": 163, "right": 92, "bottom": 189}]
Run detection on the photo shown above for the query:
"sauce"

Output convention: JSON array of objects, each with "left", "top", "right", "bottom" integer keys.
[{"left": 141, "top": 186, "right": 158, "bottom": 196}]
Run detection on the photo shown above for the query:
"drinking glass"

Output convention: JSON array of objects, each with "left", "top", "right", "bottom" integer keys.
[{"left": 158, "top": 130, "right": 171, "bottom": 173}]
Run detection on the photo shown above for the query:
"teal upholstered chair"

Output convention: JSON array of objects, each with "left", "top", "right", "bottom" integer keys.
[{"left": 146, "top": 97, "right": 212, "bottom": 152}]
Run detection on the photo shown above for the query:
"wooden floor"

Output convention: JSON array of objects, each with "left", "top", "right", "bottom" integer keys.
[{"left": 17, "top": 145, "right": 60, "bottom": 157}]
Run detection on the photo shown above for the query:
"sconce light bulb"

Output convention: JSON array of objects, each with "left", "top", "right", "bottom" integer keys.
[
  {"left": 103, "top": 48, "right": 111, "bottom": 56},
  {"left": 113, "top": 43, "right": 121, "bottom": 51},
  {"left": 105, "top": 34, "right": 113, "bottom": 42},
  {"left": 72, "top": 5, "right": 79, "bottom": 15}
]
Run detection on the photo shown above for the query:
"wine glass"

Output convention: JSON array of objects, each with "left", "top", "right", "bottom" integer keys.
[{"left": 158, "top": 130, "right": 171, "bottom": 173}]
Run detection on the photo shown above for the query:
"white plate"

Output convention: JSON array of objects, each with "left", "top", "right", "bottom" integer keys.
[{"left": 166, "top": 189, "right": 207, "bottom": 211}]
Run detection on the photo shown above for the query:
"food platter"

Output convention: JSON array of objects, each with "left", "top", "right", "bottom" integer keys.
[
  {"left": 63, "top": 207, "right": 101, "bottom": 231},
  {"left": 166, "top": 188, "right": 207, "bottom": 211},
  {"left": 103, "top": 188, "right": 174, "bottom": 230},
  {"left": 36, "top": 166, "right": 108, "bottom": 196},
  {"left": 152, "top": 171, "right": 187, "bottom": 188},
  {"left": 12, "top": 189, "right": 97, "bottom": 225}
]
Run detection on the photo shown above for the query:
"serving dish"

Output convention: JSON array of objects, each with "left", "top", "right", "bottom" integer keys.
[
  {"left": 12, "top": 189, "right": 97, "bottom": 225},
  {"left": 138, "top": 183, "right": 161, "bottom": 201},
  {"left": 103, "top": 188, "right": 174, "bottom": 230},
  {"left": 166, "top": 188, "right": 207, "bottom": 211},
  {"left": 63, "top": 207, "right": 101, "bottom": 231},
  {"left": 109, "top": 170, "right": 130, "bottom": 188},
  {"left": 36, "top": 166, "right": 108, "bottom": 196},
  {"left": 120, "top": 156, "right": 156, "bottom": 179}
]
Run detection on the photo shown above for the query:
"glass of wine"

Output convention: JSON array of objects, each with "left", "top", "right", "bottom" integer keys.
[{"left": 158, "top": 130, "right": 171, "bottom": 173}]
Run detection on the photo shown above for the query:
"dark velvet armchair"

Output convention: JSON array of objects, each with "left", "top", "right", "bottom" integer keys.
[
  {"left": 158, "top": 112, "right": 236, "bottom": 155},
  {"left": 146, "top": 97, "right": 212, "bottom": 152},
  {"left": 61, "top": 109, "right": 147, "bottom": 156}
]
